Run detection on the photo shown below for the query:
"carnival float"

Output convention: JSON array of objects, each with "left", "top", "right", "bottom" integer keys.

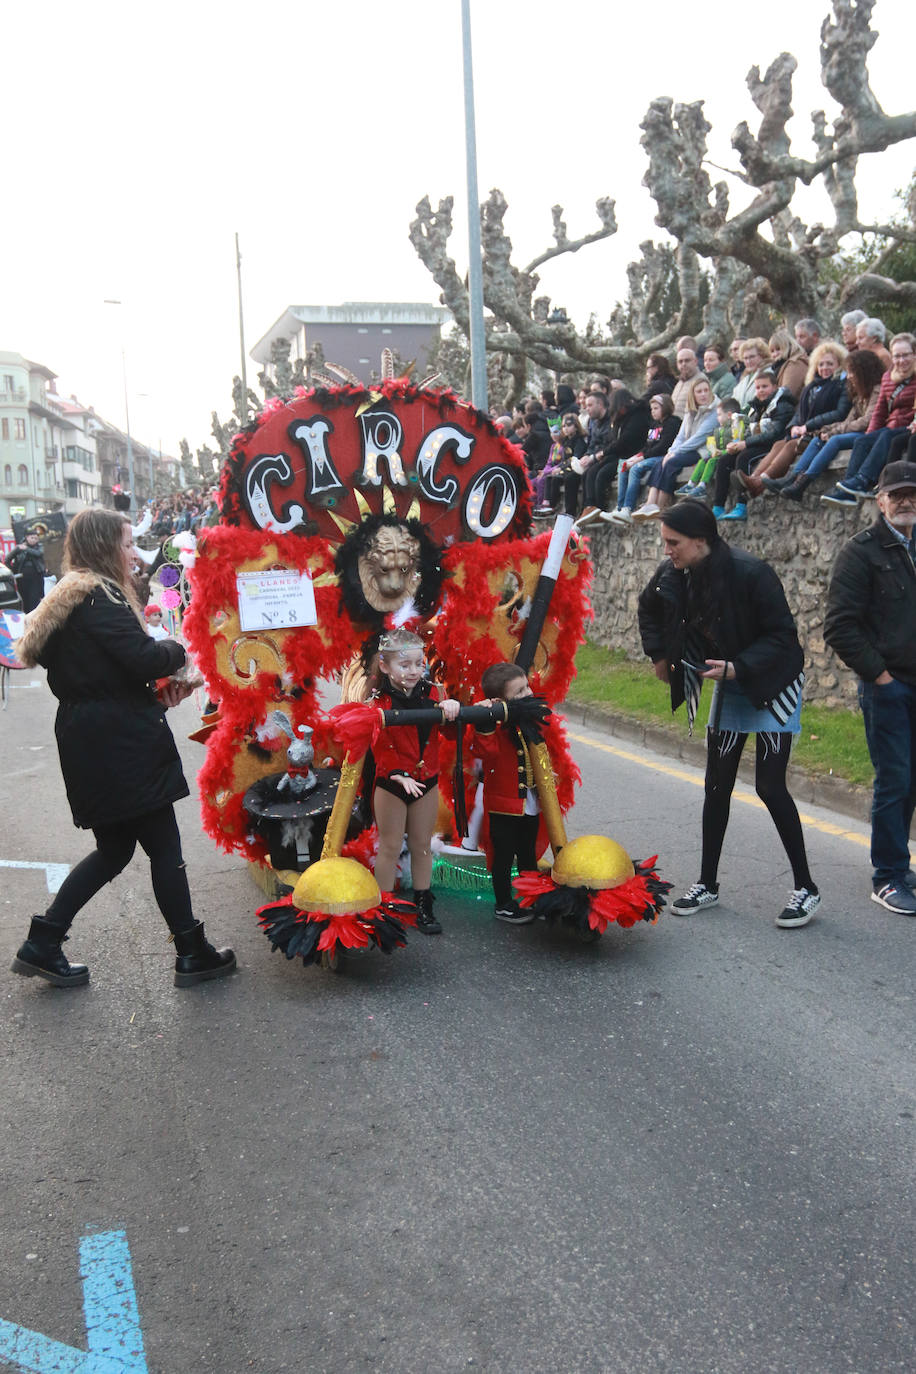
[{"left": 181, "top": 374, "right": 668, "bottom": 971}]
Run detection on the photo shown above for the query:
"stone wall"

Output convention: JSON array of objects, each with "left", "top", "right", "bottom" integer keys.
[{"left": 585, "top": 482, "right": 876, "bottom": 709}]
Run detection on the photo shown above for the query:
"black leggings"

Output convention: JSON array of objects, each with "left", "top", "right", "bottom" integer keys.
[
  {"left": 46, "top": 804, "right": 194, "bottom": 936},
  {"left": 699, "top": 731, "right": 814, "bottom": 891}
]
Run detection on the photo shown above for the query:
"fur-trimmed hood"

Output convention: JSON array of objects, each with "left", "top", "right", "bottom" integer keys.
[{"left": 15, "top": 572, "right": 128, "bottom": 667}]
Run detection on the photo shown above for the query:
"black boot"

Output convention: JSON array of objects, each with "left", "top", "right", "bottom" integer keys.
[
  {"left": 12, "top": 916, "right": 89, "bottom": 987},
  {"left": 172, "top": 922, "right": 237, "bottom": 987},
  {"left": 412, "top": 889, "right": 442, "bottom": 936},
  {"left": 781, "top": 474, "right": 812, "bottom": 502},
  {"left": 760, "top": 472, "right": 796, "bottom": 494}
]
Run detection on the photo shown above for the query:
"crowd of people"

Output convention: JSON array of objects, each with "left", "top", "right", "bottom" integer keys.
[{"left": 501, "top": 312, "right": 916, "bottom": 529}]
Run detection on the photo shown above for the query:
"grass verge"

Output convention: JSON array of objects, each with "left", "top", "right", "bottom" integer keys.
[{"left": 567, "top": 640, "right": 873, "bottom": 789}]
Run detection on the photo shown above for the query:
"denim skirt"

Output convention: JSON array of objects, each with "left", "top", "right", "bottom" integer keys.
[{"left": 708, "top": 680, "right": 802, "bottom": 736}]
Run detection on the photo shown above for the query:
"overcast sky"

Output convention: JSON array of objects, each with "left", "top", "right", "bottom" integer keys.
[{"left": 3, "top": 0, "right": 913, "bottom": 457}]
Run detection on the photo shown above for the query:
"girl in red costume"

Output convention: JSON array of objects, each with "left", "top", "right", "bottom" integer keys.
[{"left": 370, "top": 628, "right": 459, "bottom": 934}]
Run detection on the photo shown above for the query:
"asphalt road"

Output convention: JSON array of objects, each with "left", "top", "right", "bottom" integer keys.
[{"left": 0, "top": 670, "right": 913, "bottom": 1374}]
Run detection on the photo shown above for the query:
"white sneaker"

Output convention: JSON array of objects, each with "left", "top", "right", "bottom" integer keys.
[
  {"left": 604, "top": 507, "right": 632, "bottom": 524},
  {"left": 632, "top": 503, "right": 661, "bottom": 522}
]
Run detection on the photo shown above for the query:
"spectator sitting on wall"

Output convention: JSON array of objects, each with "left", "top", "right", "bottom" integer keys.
[
  {"left": 732, "top": 338, "right": 772, "bottom": 411},
  {"left": 631, "top": 376, "right": 719, "bottom": 521},
  {"left": 840, "top": 309, "right": 867, "bottom": 349},
  {"left": 571, "top": 388, "right": 653, "bottom": 527},
  {"left": 855, "top": 316, "right": 892, "bottom": 373},
  {"left": 641, "top": 353, "right": 676, "bottom": 403},
  {"left": 712, "top": 370, "right": 795, "bottom": 521},
  {"left": 702, "top": 343, "right": 737, "bottom": 401},
  {"left": 766, "top": 348, "right": 885, "bottom": 503},
  {"left": 563, "top": 390, "right": 611, "bottom": 517},
  {"left": 671, "top": 346, "right": 704, "bottom": 418},
  {"left": 729, "top": 338, "right": 746, "bottom": 379},
  {"left": 766, "top": 330, "right": 809, "bottom": 401},
  {"left": 821, "top": 332, "right": 916, "bottom": 506},
  {"left": 794, "top": 318, "right": 823, "bottom": 356},
  {"left": 608, "top": 394, "right": 682, "bottom": 523},
  {"left": 739, "top": 341, "right": 850, "bottom": 501},
  {"left": 679, "top": 396, "right": 744, "bottom": 499}
]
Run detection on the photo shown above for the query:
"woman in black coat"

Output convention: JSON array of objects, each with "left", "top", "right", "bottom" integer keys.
[
  {"left": 571, "top": 389, "right": 652, "bottom": 526},
  {"left": 12, "top": 507, "right": 236, "bottom": 988},
  {"left": 637, "top": 500, "right": 819, "bottom": 927}
]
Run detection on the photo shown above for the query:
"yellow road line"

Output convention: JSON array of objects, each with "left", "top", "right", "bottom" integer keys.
[{"left": 568, "top": 730, "right": 871, "bottom": 850}]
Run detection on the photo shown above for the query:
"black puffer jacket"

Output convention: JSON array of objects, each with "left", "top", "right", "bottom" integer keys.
[
  {"left": 825, "top": 520, "right": 916, "bottom": 686},
  {"left": 17, "top": 572, "right": 187, "bottom": 827},
  {"left": 637, "top": 545, "right": 804, "bottom": 713},
  {"left": 792, "top": 373, "right": 851, "bottom": 434}
]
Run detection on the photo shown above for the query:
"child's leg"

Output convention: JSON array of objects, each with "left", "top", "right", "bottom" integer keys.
[
  {"left": 516, "top": 814, "right": 540, "bottom": 876},
  {"left": 372, "top": 788, "right": 409, "bottom": 891},
  {"left": 487, "top": 812, "right": 517, "bottom": 909},
  {"left": 404, "top": 785, "right": 440, "bottom": 891}
]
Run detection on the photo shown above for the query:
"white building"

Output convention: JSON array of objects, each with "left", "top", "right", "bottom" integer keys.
[{"left": 0, "top": 352, "right": 70, "bottom": 529}]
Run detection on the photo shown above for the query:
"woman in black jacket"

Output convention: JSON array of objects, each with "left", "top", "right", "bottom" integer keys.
[
  {"left": 12, "top": 508, "right": 236, "bottom": 988},
  {"left": 637, "top": 500, "right": 819, "bottom": 927},
  {"left": 571, "top": 389, "right": 652, "bottom": 526}
]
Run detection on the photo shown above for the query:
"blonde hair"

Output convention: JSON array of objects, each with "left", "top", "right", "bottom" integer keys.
[
  {"left": 686, "top": 375, "right": 713, "bottom": 412},
  {"left": 741, "top": 336, "right": 772, "bottom": 365},
  {"left": 767, "top": 330, "right": 804, "bottom": 362},
  {"left": 806, "top": 341, "right": 847, "bottom": 384}
]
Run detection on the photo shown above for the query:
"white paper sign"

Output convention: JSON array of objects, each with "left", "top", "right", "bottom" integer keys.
[{"left": 236, "top": 570, "right": 317, "bottom": 632}]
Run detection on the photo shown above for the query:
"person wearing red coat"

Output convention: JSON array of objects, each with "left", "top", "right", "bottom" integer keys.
[{"left": 474, "top": 662, "right": 542, "bottom": 924}]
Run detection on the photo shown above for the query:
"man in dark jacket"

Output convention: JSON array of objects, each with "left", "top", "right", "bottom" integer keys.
[
  {"left": 825, "top": 460, "right": 916, "bottom": 915},
  {"left": 9, "top": 532, "right": 46, "bottom": 612}
]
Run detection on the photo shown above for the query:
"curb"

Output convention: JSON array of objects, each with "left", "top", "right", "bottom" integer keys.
[{"left": 562, "top": 699, "right": 872, "bottom": 827}]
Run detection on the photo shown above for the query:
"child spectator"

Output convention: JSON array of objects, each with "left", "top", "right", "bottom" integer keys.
[
  {"left": 474, "top": 662, "right": 542, "bottom": 924},
  {"left": 631, "top": 377, "right": 719, "bottom": 521},
  {"left": 680, "top": 397, "right": 743, "bottom": 498},
  {"left": 534, "top": 414, "right": 586, "bottom": 515}
]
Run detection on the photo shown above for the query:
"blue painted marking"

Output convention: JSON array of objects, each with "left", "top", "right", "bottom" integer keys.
[
  {"left": 0, "top": 1230, "right": 148, "bottom": 1373},
  {"left": 0, "top": 860, "right": 71, "bottom": 895}
]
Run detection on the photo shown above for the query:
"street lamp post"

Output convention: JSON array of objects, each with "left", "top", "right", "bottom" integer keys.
[
  {"left": 103, "top": 300, "right": 137, "bottom": 517},
  {"left": 461, "top": 0, "right": 487, "bottom": 413}
]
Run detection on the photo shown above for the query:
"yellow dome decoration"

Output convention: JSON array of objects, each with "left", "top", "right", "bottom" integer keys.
[
  {"left": 292, "top": 857, "right": 381, "bottom": 915},
  {"left": 551, "top": 835, "right": 634, "bottom": 890}
]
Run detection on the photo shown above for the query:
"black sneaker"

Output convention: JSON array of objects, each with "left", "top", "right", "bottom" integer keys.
[
  {"left": 871, "top": 882, "right": 916, "bottom": 915},
  {"left": 776, "top": 887, "right": 820, "bottom": 928},
  {"left": 671, "top": 882, "right": 719, "bottom": 915},
  {"left": 495, "top": 905, "right": 535, "bottom": 925}
]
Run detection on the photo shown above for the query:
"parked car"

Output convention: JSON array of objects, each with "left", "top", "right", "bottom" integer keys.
[{"left": 0, "top": 558, "right": 23, "bottom": 612}]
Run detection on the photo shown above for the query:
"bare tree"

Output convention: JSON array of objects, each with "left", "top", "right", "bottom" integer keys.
[{"left": 410, "top": 0, "right": 916, "bottom": 400}]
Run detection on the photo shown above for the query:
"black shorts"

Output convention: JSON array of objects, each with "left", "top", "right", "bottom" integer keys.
[{"left": 374, "top": 775, "right": 439, "bottom": 807}]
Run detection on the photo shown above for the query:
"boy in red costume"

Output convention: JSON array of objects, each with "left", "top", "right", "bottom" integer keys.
[{"left": 476, "top": 662, "right": 542, "bottom": 924}]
